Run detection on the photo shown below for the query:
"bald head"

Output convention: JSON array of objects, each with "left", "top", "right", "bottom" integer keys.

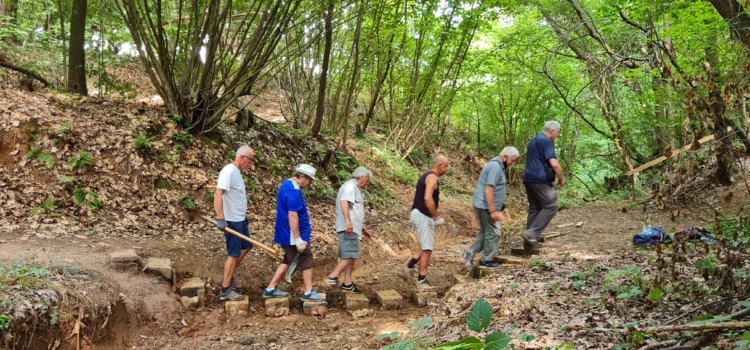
[{"left": 431, "top": 155, "right": 450, "bottom": 176}]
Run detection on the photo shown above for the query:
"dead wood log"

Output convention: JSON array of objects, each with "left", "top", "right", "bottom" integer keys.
[
  {"left": 640, "top": 321, "right": 750, "bottom": 333},
  {"left": 0, "top": 58, "right": 50, "bottom": 87}
]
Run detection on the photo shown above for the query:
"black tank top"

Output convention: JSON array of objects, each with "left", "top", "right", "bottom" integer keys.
[{"left": 412, "top": 170, "right": 440, "bottom": 217}]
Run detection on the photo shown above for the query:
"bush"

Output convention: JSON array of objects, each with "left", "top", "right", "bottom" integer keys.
[
  {"left": 133, "top": 131, "right": 154, "bottom": 153},
  {"left": 73, "top": 188, "right": 102, "bottom": 210}
]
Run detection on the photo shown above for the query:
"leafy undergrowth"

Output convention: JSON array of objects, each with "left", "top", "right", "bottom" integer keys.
[{"left": 379, "top": 216, "right": 750, "bottom": 349}]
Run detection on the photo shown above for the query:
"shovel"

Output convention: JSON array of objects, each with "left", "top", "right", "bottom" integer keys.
[{"left": 182, "top": 207, "right": 281, "bottom": 259}]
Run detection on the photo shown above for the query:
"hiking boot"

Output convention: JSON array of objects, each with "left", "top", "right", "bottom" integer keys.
[
  {"left": 219, "top": 288, "right": 245, "bottom": 301},
  {"left": 218, "top": 276, "right": 237, "bottom": 289},
  {"left": 479, "top": 261, "right": 501, "bottom": 269},
  {"left": 301, "top": 288, "right": 326, "bottom": 302},
  {"left": 341, "top": 283, "right": 362, "bottom": 293},
  {"left": 461, "top": 250, "right": 475, "bottom": 268},
  {"left": 416, "top": 279, "right": 437, "bottom": 291},
  {"left": 397, "top": 267, "right": 413, "bottom": 282},
  {"left": 521, "top": 233, "right": 543, "bottom": 249},
  {"left": 262, "top": 287, "right": 289, "bottom": 299},
  {"left": 325, "top": 276, "right": 339, "bottom": 288}
]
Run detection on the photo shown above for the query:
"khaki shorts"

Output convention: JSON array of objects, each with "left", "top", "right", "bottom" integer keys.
[{"left": 410, "top": 209, "right": 435, "bottom": 251}]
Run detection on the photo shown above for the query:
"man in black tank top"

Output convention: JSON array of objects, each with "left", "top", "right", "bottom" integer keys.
[{"left": 398, "top": 155, "right": 450, "bottom": 291}]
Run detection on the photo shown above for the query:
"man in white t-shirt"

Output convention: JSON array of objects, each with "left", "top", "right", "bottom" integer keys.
[
  {"left": 214, "top": 145, "right": 255, "bottom": 301},
  {"left": 324, "top": 167, "right": 373, "bottom": 293}
]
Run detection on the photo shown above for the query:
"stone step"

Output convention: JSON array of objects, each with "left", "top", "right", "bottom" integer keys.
[
  {"left": 179, "top": 277, "right": 206, "bottom": 297},
  {"left": 412, "top": 291, "right": 437, "bottom": 307},
  {"left": 452, "top": 274, "right": 476, "bottom": 285},
  {"left": 143, "top": 257, "right": 174, "bottom": 283},
  {"left": 302, "top": 293, "right": 327, "bottom": 316},
  {"left": 493, "top": 255, "right": 528, "bottom": 265},
  {"left": 510, "top": 248, "right": 544, "bottom": 256},
  {"left": 225, "top": 296, "right": 250, "bottom": 316},
  {"left": 343, "top": 292, "right": 369, "bottom": 311},
  {"left": 375, "top": 290, "right": 402, "bottom": 310},
  {"left": 110, "top": 249, "right": 142, "bottom": 273},
  {"left": 264, "top": 297, "right": 290, "bottom": 317}
]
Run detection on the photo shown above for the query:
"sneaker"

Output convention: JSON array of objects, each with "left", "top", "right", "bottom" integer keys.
[
  {"left": 218, "top": 276, "right": 237, "bottom": 288},
  {"left": 219, "top": 288, "right": 245, "bottom": 301},
  {"left": 301, "top": 288, "right": 326, "bottom": 302},
  {"left": 461, "top": 250, "right": 474, "bottom": 268},
  {"left": 325, "top": 276, "right": 339, "bottom": 287},
  {"left": 521, "top": 233, "right": 544, "bottom": 249},
  {"left": 416, "top": 279, "right": 437, "bottom": 291},
  {"left": 340, "top": 283, "right": 361, "bottom": 293},
  {"left": 262, "top": 287, "right": 289, "bottom": 299},
  {"left": 479, "top": 261, "right": 501, "bottom": 269},
  {"left": 397, "top": 267, "right": 413, "bottom": 282}
]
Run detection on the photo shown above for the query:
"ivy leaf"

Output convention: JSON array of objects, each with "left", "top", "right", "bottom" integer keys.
[{"left": 466, "top": 298, "right": 493, "bottom": 332}]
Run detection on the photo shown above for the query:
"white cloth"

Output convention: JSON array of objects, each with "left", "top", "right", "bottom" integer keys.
[
  {"left": 216, "top": 164, "right": 247, "bottom": 222},
  {"left": 335, "top": 179, "right": 365, "bottom": 235}
]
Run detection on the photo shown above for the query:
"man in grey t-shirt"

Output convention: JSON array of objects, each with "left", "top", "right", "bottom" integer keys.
[
  {"left": 324, "top": 167, "right": 373, "bottom": 293},
  {"left": 462, "top": 146, "right": 519, "bottom": 269}
]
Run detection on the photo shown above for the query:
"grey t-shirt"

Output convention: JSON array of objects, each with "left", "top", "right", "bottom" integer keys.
[
  {"left": 472, "top": 158, "right": 506, "bottom": 211},
  {"left": 335, "top": 179, "right": 365, "bottom": 235}
]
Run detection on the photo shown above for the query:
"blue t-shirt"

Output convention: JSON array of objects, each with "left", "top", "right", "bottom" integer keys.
[
  {"left": 472, "top": 158, "right": 506, "bottom": 210},
  {"left": 273, "top": 179, "right": 312, "bottom": 245},
  {"left": 523, "top": 133, "right": 557, "bottom": 184}
]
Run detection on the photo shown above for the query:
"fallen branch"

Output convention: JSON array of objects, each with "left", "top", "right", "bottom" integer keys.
[
  {"left": 639, "top": 339, "right": 678, "bottom": 350},
  {"left": 0, "top": 58, "right": 50, "bottom": 87},
  {"left": 640, "top": 321, "right": 750, "bottom": 333}
]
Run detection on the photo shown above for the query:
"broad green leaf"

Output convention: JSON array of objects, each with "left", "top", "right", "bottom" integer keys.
[
  {"left": 484, "top": 332, "right": 512, "bottom": 350},
  {"left": 647, "top": 288, "right": 663, "bottom": 303},
  {"left": 518, "top": 333, "right": 536, "bottom": 342},
  {"left": 466, "top": 298, "right": 493, "bottom": 332},
  {"left": 433, "top": 336, "right": 483, "bottom": 350}
]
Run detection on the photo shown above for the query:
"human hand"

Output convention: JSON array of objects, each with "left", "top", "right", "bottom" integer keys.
[
  {"left": 434, "top": 216, "right": 445, "bottom": 226},
  {"left": 557, "top": 178, "right": 565, "bottom": 189},
  {"left": 293, "top": 237, "right": 307, "bottom": 253},
  {"left": 346, "top": 222, "right": 354, "bottom": 234},
  {"left": 490, "top": 211, "right": 502, "bottom": 222},
  {"left": 362, "top": 228, "right": 372, "bottom": 241},
  {"left": 216, "top": 219, "right": 228, "bottom": 231}
]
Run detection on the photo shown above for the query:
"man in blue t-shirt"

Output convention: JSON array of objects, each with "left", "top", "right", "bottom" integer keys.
[
  {"left": 262, "top": 164, "right": 326, "bottom": 302},
  {"left": 521, "top": 121, "right": 565, "bottom": 249}
]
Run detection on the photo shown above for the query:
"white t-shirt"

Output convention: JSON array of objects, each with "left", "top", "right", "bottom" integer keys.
[
  {"left": 335, "top": 179, "right": 365, "bottom": 235},
  {"left": 216, "top": 164, "right": 247, "bottom": 222}
]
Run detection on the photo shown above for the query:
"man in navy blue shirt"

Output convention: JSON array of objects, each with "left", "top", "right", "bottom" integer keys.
[{"left": 522, "top": 121, "right": 565, "bottom": 249}]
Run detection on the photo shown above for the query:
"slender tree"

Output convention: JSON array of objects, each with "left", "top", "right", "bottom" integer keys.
[
  {"left": 67, "top": 0, "right": 87, "bottom": 95},
  {"left": 312, "top": 0, "right": 334, "bottom": 137}
]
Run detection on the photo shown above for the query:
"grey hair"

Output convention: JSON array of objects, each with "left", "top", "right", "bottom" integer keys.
[
  {"left": 351, "top": 166, "right": 372, "bottom": 179},
  {"left": 235, "top": 145, "right": 254, "bottom": 160},
  {"left": 542, "top": 121, "right": 561, "bottom": 133},
  {"left": 500, "top": 146, "right": 520, "bottom": 158}
]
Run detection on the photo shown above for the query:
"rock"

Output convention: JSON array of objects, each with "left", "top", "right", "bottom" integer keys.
[
  {"left": 143, "top": 257, "right": 173, "bottom": 282},
  {"left": 225, "top": 297, "right": 250, "bottom": 316},
  {"left": 264, "top": 297, "right": 290, "bottom": 317},
  {"left": 412, "top": 291, "right": 437, "bottom": 307},
  {"left": 556, "top": 223, "right": 575, "bottom": 229},
  {"left": 237, "top": 335, "right": 254, "bottom": 345},
  {"left": 181, "top": 296, "right": 199, "bottom": 309},
  {"left": 302, "top": 294, "right": 327, "bottom": 316},
  {"left": 452, "top": 274, "right": 475, "bottom": 285},
  {"left": 576, "top": 221, "right": 584, "bottom": 227},
  {"left": 375, "top": 290, "right": 402, "bottom": 310},
  {"left": 346, "top": 308, "right": 372, "bottom": 318},
  {"left": 110, "top": 249, "right": 141, "bottom": 272},
  {"left": 343, "top": 293, "right": 369, "bottom": 311},
  {"left": 180, "top": 277, "right": 206, "bottom": 297}
]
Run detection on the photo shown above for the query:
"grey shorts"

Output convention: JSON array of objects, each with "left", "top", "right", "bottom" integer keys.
[
  {"left": 410, "top": 209, "right": 435, "bottom": 251},
  {"left": 337, "top": 231, "right": 361, "bottom": 259}
]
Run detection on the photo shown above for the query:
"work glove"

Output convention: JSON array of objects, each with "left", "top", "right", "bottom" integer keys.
[
  {"left": 293, "top": 237, "right": 307, "bottom": 253},
  {"left": 434, "top": 216, "right": 445, "bottom": 226},
  {"left": 216, "top": 219, "right": 228, "bottom": 231}
]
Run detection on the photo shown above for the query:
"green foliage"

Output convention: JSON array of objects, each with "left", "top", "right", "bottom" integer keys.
[
  {"left": 31, "top": 197, "right": 63, "bottom": 216},
  {"left": 734, "top": 331, "right": 750, "bottom": 349},
  {"left": 172, "top": 131, "right": 193, "bottom": 145},
  {"left": 179, "top": 195, "right": 195, "bottom": 209},
  {"left": 73, "top": 188, "right": 102, "bottom": 210},
  {"left": 0, "top": 257, "right": 51, "bottom": 289},
  {"left": 0, "top": 314, "right": 11, "bottom": 331},
  {"left": 68, "top": 151, "right": 93, "bottom": 170},
  {"left": 133, "top": 131, "right": 154, "bottom": 154},
  {"left": 377, "top": 317, "right": 433, "bottom": 350},
  {"left": 25, "top": 146, "right": 41, "bottom": 160},
  {"left": 528, "top": 256, "right": 551, "bottom": 271}
]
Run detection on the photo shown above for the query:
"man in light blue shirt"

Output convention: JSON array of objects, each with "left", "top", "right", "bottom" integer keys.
[{"left": 462, "top": 146, "right": 519, "bottom": 269}]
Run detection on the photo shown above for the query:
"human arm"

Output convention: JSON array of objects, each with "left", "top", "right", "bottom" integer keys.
[
  {"left": 362, "top": 226, "right": 372, "bottom": 241},
  {"left": 288, "top": 211, "right": 307, "bottom": 252},
  {"left": 484, "top": 185, "right": 502, "bottom": 221},
  {"left": 423, "top": 174, "right": 440, "bottom": 219},
  {"left": 549, "top": 158, "right": 565, "bottom": 189},
  {"left": 213, "top": 188, "right": 227, "bottom": 230}
]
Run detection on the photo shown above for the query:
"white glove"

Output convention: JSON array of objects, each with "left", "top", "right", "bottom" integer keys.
[
  {"left": 434, "top": 216, "right": 445, "bottom": 226},
  {"left": 293, "top": 237, "right": 307, "bottom": 253}
]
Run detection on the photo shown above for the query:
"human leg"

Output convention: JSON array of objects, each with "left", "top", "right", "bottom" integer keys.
[
  {"left": 523, "top": 183, "right": 558, "bottom": 240},
  {"left": 479, "top": 210, "right": 501, "bottom": 263}
]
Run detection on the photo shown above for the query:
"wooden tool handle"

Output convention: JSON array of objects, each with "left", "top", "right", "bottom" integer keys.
[{"left": 204, "top": 216, "right": 280, "bottom": 259}]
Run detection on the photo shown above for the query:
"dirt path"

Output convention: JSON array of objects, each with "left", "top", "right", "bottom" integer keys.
[{"left": 0, "top": 199, "right": 714, "bottom": 349}]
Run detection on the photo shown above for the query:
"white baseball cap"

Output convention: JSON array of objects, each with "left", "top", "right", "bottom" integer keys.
[{"left": 295, "top": 164, "right": 317, "bottom": 180}]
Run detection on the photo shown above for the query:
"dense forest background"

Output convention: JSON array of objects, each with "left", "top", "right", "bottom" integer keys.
[{"left": 3, "top": 0, "right": 750, "bottom": 201}]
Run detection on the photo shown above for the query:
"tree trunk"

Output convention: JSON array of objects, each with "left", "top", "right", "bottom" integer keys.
[
  {"left": 709, "top": 0, "right": 750, "bottom": 54},
  {"left": 67, "top": 0, "right": 87, "bottom": 95},
  {"left": 1, "top": 0, "right": 19, "bottom": 44},
  {"left": 311, "top": 0, "right": 333, "bottom": 137},
  {"left": 339, "top": 1, "right": 365, "bottom": 150}
]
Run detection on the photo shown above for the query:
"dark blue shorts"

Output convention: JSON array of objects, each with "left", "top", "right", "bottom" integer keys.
[{"left": 225, "top": 220, "right": 253, "bottom": 257}]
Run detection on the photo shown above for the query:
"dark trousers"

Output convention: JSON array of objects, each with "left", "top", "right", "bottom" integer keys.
[{"left": 523, "top": 182, "right": 559, "bottom": 240}]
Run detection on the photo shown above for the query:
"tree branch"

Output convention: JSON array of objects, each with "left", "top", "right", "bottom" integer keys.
[{"left": 0, "top": 58, "right": 50, "bottom": 87}]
